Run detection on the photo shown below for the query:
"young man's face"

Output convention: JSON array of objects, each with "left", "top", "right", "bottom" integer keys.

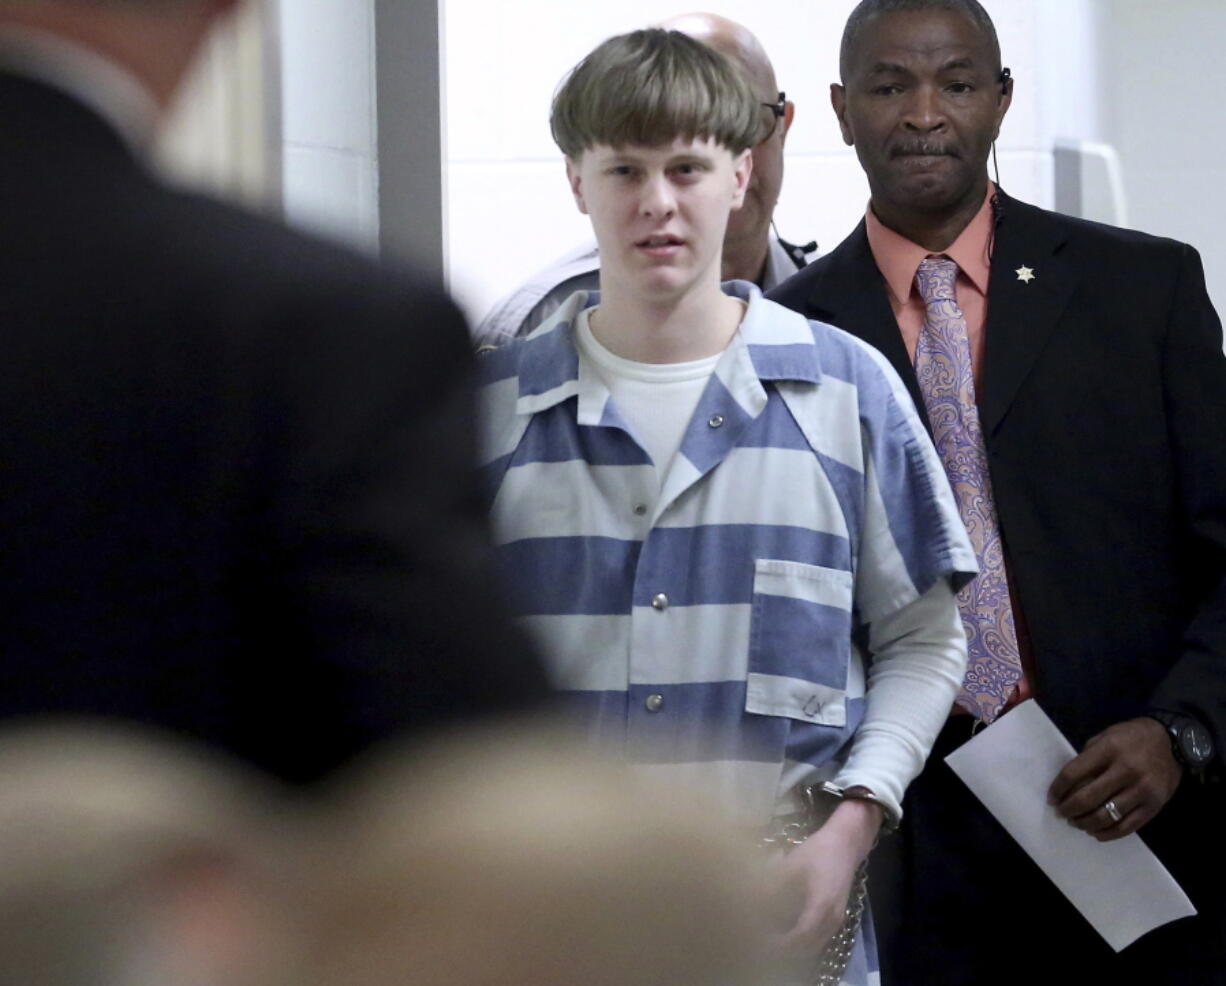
[{"left": 566, "top": 137, "right": 752, "bottom": 304}]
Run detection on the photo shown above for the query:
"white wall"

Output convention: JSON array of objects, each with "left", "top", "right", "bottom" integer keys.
[
  {"left": 442, "top": 0, "right": 1081, "bottom": 324},
  {"left": 1034, "top": 0, "right": 1103, "bottom": 146},
  {"left": 278, "top": 0, "right": 380, "bottom": 251},
  {"left": 1093, "top": 0, "right": 1226, "bottom": 310},
  {"left": 151, "top": 0, "right": 1226, "bottom": 320}
]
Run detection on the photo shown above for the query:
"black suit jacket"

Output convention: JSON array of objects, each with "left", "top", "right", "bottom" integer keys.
[
  {"left": 770, "top": 189, "right": 1226, "bottom": 754},
  {"left": 0, "top": 72, "right": 545, "bottom": 781},
  {"left": 770, "top": 192, "right": 1226, "bottom": 976}
]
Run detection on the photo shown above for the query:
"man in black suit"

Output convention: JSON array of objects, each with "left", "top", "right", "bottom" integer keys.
[
  {"left": 0, "top": 0, "right": 545, "bottom": 783},
  {"left": 769, "top": 1, "right": 1226, "bottom": 982}
]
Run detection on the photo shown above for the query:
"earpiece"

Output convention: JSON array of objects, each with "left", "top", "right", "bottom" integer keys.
[{"left": 999, "top": 67, "right": 1012, "bottom": 96}]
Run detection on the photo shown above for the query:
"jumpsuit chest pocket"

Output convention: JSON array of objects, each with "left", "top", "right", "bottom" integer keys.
[{"left": 745, "top": 559, "right": 852, "bottom": 728}]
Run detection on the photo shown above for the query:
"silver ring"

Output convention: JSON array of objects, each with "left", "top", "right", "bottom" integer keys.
[{"left": 1102, "top": 799, "right": 1123, "bottom": 824}]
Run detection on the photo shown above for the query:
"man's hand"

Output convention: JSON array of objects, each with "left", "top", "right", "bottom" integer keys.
[
  {"left": 1047, "top": 717, "right": 1182, "bottom": 841},
  {"left": 771, "top": 798, "right": 882, "bottom": 954}
]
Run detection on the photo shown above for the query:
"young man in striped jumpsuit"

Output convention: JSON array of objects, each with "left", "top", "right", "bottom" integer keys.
[{"left": 478, "top": 28, "right": 975, "bottom": 984}]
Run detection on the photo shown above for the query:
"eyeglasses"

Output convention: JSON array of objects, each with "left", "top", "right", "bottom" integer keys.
[{"left": 758, "top": 92, "right": 787, "bottom": 143}]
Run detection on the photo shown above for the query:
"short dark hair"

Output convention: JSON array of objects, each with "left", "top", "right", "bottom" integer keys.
[
  {"left": 550, "top": 29, "right": 761, "bottom": 160},
  {"left": 839, "top": 0, "right": 1001, "bottom": 80}
]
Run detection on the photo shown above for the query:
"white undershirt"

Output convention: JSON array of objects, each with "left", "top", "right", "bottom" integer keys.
[
  {"left": 832, "top": 579, "right": 964, "bottom": 821},
  {"left": 576, "top": 307, "right": 720, "bottom": 491}
]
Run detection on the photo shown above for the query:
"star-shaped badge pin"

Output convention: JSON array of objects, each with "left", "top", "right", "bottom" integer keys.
[{"left": 1016, "top": 265, "right": 1036, "bottom": 284}]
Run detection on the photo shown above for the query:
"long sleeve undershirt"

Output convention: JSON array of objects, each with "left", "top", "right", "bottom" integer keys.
[{"left": 834, "top": 580, "right": 967, "bottom": 823}]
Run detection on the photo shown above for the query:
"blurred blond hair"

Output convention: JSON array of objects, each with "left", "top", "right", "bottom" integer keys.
[
  {"left": 0, "top": 722, "right": 295, "bottom": 986},
  {"left": 306, "top": 720, "right": 768, "bottom": 986}
]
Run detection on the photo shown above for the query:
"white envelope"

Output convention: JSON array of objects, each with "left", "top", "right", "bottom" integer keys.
[{"left": 944, "top": 699, "right": 1196, "bottom": 952}]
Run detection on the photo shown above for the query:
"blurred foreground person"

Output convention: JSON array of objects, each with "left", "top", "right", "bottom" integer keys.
[
  {"left": 0, "top": 723, "right": 298, "bottom": 986},
  {"left": 306, "top": 723, "right": 768, "bottom": 986},
  {"left": 0, "top": 0, "right": 545, "bottom": 781}
]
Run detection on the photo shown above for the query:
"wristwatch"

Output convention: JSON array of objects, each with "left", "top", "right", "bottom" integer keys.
[{"left": 1146, "top": 709, "right": 1215, "bottom": 771}]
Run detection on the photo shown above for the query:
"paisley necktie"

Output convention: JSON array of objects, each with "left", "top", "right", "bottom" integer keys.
[{"left": 914, "top": 257, "right": 1022, "bottom": 721}]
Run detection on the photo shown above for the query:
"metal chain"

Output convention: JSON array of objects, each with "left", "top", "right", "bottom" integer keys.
[
  {"left": 810, "top": 861, "right": 868, "bottom": 986},
  {"left": 759, "top": 820, "right": 870, "bottom": 986}
]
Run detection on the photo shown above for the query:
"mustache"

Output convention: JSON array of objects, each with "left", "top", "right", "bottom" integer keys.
[{"left": 890, "top": 140, "right": 959, "bottom": 158}]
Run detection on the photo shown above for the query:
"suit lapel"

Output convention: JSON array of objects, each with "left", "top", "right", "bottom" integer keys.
[
  {"left": 801, "top": 222, "right": 933, "bottom": 432},
  {"left": 979, "top": 193, "right": 1077, "bottom": 437},
  {"left": 792, "top": 198, "right": 1077, "bottom": 440}
]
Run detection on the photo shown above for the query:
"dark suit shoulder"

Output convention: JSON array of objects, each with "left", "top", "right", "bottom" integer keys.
[
  {"left": 763, "top": 262, "right": 813, "bottom": 312},
  {"left": 998, "top": 194, "right": 1194, "bottom": 265},
  {"left": 766, "top": 222, "right": 874, "bottom": 318},
  {"left": 109, "top": 185, "right": 473, "bottom": 385},
  {"left": 156, "top": 187, "right": 452, "bottom": 314}
]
